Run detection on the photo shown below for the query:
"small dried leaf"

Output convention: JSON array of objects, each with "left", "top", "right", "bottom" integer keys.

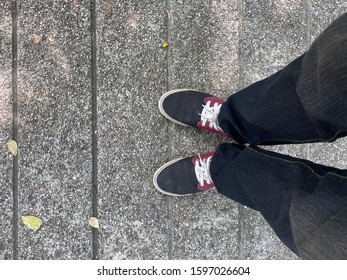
[
  {"left": 161, "top": 41, "right": 170, "bottom": 48},
  {"left": 6, "top": 140, "right": 18, "bottom": 156},
  {"left": 165, "top": 9, "right": 172, "bottom": 21},
  {"left": 21, "top": 215, "right": 43, "bottom": 231},
  {"left": 88, "top": 217, "right": 99, "bottom": 229},
  {"left": 33, "top": 34, "right": 41, "bottom": 44}
]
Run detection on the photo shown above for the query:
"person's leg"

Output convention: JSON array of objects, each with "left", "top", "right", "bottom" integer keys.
[
  {"left": 154, "top": 13, "right": 347, "bottom": 258},
  {"left": 210, "top": 143, "right": 347, "bottom": 259},
  {"left": 219, "top": 12, "right": 347, "bottom": 145}
]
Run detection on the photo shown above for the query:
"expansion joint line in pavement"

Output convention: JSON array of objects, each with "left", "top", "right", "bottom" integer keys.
[
  {"left": 11, "top": 0, "right": 19, "bottom": 261},
  {"left": 91, "top": 0, "right": 99, "bottom": 260}
]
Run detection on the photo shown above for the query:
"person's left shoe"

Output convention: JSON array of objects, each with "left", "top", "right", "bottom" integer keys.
[
  {"left": 153, "top": 151, "right": 215, "bottom": 196},
  {"left": 159, "top": 89, "right": 227, "bottom": 136}
]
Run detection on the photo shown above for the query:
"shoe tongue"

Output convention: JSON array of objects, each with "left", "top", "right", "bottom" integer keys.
[
  {"left": 204, "top": 97, "right": 223, "bottom": 106},
  {"left": 191, "top": 152, "right": 215, "bottom": 165},
  {"left": 191, "top": 155, "right": 199, "bottom": 165}
]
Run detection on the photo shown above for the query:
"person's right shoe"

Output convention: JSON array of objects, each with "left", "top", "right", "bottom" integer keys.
[
  {"left": 159, "top": 89, "right": 227, "bottom": 136},
  {"left": 153, "top": 151, "right": 215, "bottom": 196}
]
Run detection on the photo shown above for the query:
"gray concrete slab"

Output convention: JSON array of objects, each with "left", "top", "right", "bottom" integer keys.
[
  {"left": 96, "top": 1, "right": 170, "bottom": 259},
  {"left": 240, "top": 0, "right": 309, "bottom": 259},
  {"left": 243, "top": 0, "right": 308, "bottom": 84},
  {"left": 17, "top": 0, "right": 93, "bottom": 259},
  {"left": 170, "top": 0, "right": 240, "bottom": 96},
  {"left": 1, "top": 0, "right": 346, "bottom": 260},
  {"left": 0, "top": 0, "right": 13, "bottom": 260},
  {"left": 169, "top": 0, "right": 240, "bottom": 259},
  {"left": 310, "top": 0, "right": 347, "bottom": 41},
  {"left": 309, "top": 139, "right": 347, "bottom": 169},
  {"left": 172, "top": 194, "right": 239, "bottom": 259}
]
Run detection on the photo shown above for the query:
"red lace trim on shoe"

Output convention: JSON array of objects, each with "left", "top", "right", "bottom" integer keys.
[
  {"left": 192, "top": 152, "right": 215, "bottom": 190},
  {"left": 197, "top": 97, "right": 227, "bottom": 136}
]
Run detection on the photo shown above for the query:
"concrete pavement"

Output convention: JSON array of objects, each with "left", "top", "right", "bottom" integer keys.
[{"left": 1, "top": 0, "right": 346, "bottom": 259}]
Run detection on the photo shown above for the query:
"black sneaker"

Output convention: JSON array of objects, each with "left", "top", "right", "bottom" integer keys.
[
  {"left": 159, "top": 89, "right": 227, "bottom": 136},
  {"left": 153, "top": 151, "right": 215, "bottom": 196}
]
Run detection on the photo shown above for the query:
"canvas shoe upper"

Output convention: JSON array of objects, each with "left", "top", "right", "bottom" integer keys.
[
  {"left": 153, "top": 151, "right": 215, "bottom": 196},
  {"left": 159, "top": 89, "right": 227, "bottom": 136}
]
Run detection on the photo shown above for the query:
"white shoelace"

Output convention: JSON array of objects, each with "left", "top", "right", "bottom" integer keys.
[
  {"left": 200, "top": 100, "right": 223, "bottom": 131},
  {"left": 194, "top": 155, "right": 213, "bottom": 187}
]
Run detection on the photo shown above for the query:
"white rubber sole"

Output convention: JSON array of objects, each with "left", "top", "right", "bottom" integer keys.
[{"left": 158, "top": 88, "right": 199, "bottom": 127}]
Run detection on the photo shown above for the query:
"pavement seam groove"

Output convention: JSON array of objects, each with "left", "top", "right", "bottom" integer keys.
[
  {"left": 165, "top": 0, "right": 174, "bottom": 260},
  {"left": 91, "top": 0, "right": 99, "bottom": 260},
  {"left": 11, "top": 0, "right": 19, "bottom": 261}
]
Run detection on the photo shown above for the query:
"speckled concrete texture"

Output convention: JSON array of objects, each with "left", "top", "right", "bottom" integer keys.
[
  {"left": 17, "top": 0, "right": 93, "bottom": 259},
  {"left": 0, "top": 0, "right": 346, "bottom": 260},
  {"left": 96, "top": 0, "right": 169, "bottom": 259},
  {"left": 0, "top": 0, "right": 14, "bottom": 260},
  {"left": 242, "top": 0, "right": 308, "bottom": 84}
]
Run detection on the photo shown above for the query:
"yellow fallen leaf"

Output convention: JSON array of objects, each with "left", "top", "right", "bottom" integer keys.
[
  {"left": 161, "top": 41, "right": 170, "bottom": 48},
  {"left": 88, "top": 217, "right": 99, "bottom": 229},
  {"left": 21, "top": 215, "right": 43, "bottom": 231},
  {"left": 6, "top": 140, "right": 18, "bottom": 156},
  {"left": 33, "top": 34, "right": 41, "bottom": 44}
]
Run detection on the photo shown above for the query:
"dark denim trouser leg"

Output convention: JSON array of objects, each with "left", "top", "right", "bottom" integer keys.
[
  {"left": 210, "top": 13, "right": 347, "bottom": 259},
  {"left": 218, "top": 12, "right": 347, "bottom": 145},
  {"left": 210, "top": 144, "right": 347, "bottom": 259}
]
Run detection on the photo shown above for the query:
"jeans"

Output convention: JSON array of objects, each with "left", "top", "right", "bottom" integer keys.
[{"left": 210, "top": 13, "right": 347, "bottom": 259}]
